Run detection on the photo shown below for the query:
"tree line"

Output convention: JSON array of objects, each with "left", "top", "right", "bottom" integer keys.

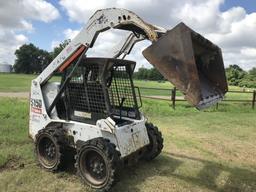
[
  {"left": 13, "top": 42, "right": 256, "bottom": 88},
  {"left": 133, "top": 67, "right": 165, "bottom": 81},
  {"left": 225, "top": 65, "right": 256, "bottom": 88},
  {"left": 134, "top": 65, "right": 256, "bottom": 88},
  {"left": 14, "top": 40, "right": 70, "bottom": 74}
]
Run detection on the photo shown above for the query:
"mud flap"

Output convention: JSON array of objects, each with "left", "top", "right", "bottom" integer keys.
[{"left": 142, "top": 22, "right": 228, "bottom": 109}]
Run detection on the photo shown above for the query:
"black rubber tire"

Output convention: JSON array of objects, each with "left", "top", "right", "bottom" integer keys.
[
  {"left": 35, "top": 128, "right": 66, "bottom": 171},
  {"left": 76, "top": 138, "right": 119, "bottom": 192},
  {"left": 143, "top": 122, "right": 164, "bottom": 161}
]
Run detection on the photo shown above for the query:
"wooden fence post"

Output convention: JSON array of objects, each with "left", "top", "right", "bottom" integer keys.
[
  {"left": 171, "top": 87, "right": 176, "bottom": 109},
  {"left": 252, "top": 90, "right": 256, "bottom": 109}
]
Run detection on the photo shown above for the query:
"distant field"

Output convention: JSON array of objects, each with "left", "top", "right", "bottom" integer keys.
[
  {"left": 0, "top": 73, "right": 255, "bottom": 104},
  {"left": 0, "top": 73, "right": 61, "bottom": 92},
  {"left": 0, "top": 73, "right": 35, "bottom": 92},
  {"left": 1, "top": 73, "right": 253, "bottom": 91},
  {"left": 0, "top": 74, "right": 174, "bottom": 92},
  {"left": 0, "top": 98, "right": 255, "bottom": 191}
]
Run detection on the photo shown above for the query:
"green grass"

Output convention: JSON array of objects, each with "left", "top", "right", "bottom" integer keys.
[
  {"left": 0, "top": 73, "right": 61, "bottom": 92},
  {"left": 0, "top": 73, "right": 35, "bottom": 92},
  {"left": 0, "top": 74, "right": 174, "bottom": 93},
  {"left": 134, "top": 79, "right": 173, "bottom": 89},
  {"left": 0, "top": 98, "right": 255, "bottom": 191},
  {"left": 1, "top": 74, "right": 255, "bottom": 105}
]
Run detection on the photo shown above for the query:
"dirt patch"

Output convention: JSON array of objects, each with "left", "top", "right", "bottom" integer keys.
[
  {"left": 0, "top": 156, "right": 25, "bottom": 172},
  {"left": 0, "top": 92, "right": 29, "bottom": 99}
]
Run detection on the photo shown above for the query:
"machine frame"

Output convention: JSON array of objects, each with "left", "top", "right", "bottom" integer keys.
[{"left": 29, "top": 8, "right": 227, "bottom": 191}]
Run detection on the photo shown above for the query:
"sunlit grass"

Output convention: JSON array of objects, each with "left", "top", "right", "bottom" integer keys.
[{"left": 0, "top": 97, "right": 255, "bottom": 191}]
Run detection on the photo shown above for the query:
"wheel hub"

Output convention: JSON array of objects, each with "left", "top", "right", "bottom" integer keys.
[
  {"left": 37, "top": 136, "right": 58, "bottom": 168},
  {"left": 45, "top": 143, "right": 56, "bottom": 159},
  {"left": 87, "top": 155, "right": 106, "bottom": 179},
  {"left": 80, "top": 150, "right": 108, "bottom": 185},
  {"left": 90, "top": 160, "right": 105, "bottom": 176}
]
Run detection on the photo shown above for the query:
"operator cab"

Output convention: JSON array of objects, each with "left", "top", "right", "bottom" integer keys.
[{"left": 56, "top": 57, "right": 142, "bottom": 125}]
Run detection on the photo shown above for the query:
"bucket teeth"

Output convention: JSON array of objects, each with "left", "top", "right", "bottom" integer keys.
[{"left": 197, "top": 94, "right": 224, "bottom": 110}]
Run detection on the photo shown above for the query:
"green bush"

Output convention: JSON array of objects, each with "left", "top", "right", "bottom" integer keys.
[{"left": 225, "top": 65, "right": 256, "bottom": 88}]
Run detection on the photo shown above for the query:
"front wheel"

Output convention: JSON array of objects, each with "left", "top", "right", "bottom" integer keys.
[
  {"left": 143, "top": 122, "right": 164, "bottom": 161},
  {"left": 76, "top": 138, "right": 119, "bottom": 191},
  {"left": 35, "top": 128, "right": 66, "bottom": 171}
]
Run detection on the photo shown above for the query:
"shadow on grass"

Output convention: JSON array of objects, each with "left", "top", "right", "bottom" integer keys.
[
  {"left": 47, "top": 150, "right": 256, "bottom": 192},
  {"left": 111, "top": 152, "right": 256, "bottom": 192}
]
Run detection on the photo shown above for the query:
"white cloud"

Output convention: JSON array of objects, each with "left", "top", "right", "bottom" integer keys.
[
  {"left": 50, "top": 28, "right": 80, "bottom": 51},
  {"left": 125, "top": 41, "right": 151, "bottom": 69},
  {"left": 58, "top": 0, "right": 256, "bottom": 70},
  {"left": 20, "top": 20, "right": 34, "bottom": 31},
  {"left": 59, "top": 27, "right": 152, "bottom": 69},
  {"left": 63, "top": 28, "right": 80, "bottom": 40},
  {"left": 241, "top": 48, "right": 256, "bottom": 58},
  {"left": 59, "top": 0, "right": 110, "bottom": 22},
  {"left": 59, "top": 28, "right": 134, "bottom": 58},
  {"left": 219, "top": 7, "right": 246, "bottom": 34},
  {"left": 51, "top": 40, "right": 61, "bottom": 50},
  {"left": 0, "top": 0, "right": 60, "bottom": 30},
  {"left": 0, "top": 30, "right": 28, "bottom": 64},
  {"left": 0, "top": 0, "right": 60, "bottom": 64},
  {"left": 173, "top": 0, "right": 223, "bottom": 33},
  {"left": 86, "top": 29, "right": 131, "bottom": 57},
  {"left": 25, "top": 0, "right": 60, "bottom": 22}
]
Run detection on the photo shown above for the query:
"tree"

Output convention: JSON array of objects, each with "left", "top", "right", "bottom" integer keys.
[
  {"left": 35, "top": 50, "right": 52, "bottom": 73},
  {"left": 225, "top": 64, "right": 246, "bottom": 86},
  {"left": 14, "top": 43, "right": 51, "bottom": 74},
  {"left": 147, "top": 68, "right": 164, "bottom": 81},
  {"left": 134, "top": 67, "right": 149, "bottom": 80},
  {"left": 13, "top": 39, "right": 71, "bottom": 74},
  {"left": 239, "top": 67, "right": 256, "bottom": 88},
  {"left": 51, "top": 39, "right": 71, "bottom": 60},
  {"left": 133, "top": 67, "right": 165, "bottom": 81},
  {"left": 225, "top": 65, "right": 256, "bottom": 88},
  {"left": 249, "top": 67, "right": 256, "bottom": 77}
]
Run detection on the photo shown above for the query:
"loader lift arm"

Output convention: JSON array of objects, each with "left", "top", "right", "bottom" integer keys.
[
  {"left": 34, "top": 8, "right": 228, "bottom": 112},
  {"left": 36, "top": 8, "right": 164, "bottom": 85}
]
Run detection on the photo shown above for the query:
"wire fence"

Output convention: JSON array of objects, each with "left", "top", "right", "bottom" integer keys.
[{"left": 138, "top": 87, "right": 256, "bottom": 109}]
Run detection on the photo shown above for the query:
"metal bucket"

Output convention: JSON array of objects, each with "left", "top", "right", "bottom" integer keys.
[{"left": 143, "top": 22, "right": 228, "bottom": 109}]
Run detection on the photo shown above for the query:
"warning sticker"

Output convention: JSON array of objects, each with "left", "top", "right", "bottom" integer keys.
[{"left": 31, "top": 99, "right": 42, "bottom": 114}]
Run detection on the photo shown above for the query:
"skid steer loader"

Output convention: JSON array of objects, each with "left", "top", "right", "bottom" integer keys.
[{"left": 29, "top": 8, "right": 228, "bottom": 191}]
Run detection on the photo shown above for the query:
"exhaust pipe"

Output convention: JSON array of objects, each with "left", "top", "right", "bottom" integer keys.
[{"left": 143, "top": 22, "right": 228, "bottom": 109}]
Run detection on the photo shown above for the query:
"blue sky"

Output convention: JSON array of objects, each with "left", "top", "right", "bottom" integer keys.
[
  {"left": 0, "top": 0, "right": 256, "bottom": 70},
  {"left": 27, "top": 1, "right": 77, "bottom": 51},
  {"left": 220, "top": 0, "right": 256, "bottom": 13}
]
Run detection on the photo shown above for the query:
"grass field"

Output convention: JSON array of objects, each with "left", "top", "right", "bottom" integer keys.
[
  {"left": 0, "top": 73, "right": 36, "bottom": 92},
  {"left": 0, "top": 73, "right": 255, "bottom": 104},
  {"left": 0, "top": 97, "right": 255, "bottom": 192}
]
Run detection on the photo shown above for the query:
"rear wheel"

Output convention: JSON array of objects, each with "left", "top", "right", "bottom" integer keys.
[
  {"left": 143, "top": 122, "right": 164, "bottom": 160},
  {"left": 76, "top": 138, "right": 119, "bottom": 191},
  {"left": 35, "top": 128, "right": 66, "bottom": 171}
]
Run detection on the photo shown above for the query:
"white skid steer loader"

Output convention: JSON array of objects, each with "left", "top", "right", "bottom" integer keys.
[{"left": 29, "top": 8, "right": 228, "bottom": 191}]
